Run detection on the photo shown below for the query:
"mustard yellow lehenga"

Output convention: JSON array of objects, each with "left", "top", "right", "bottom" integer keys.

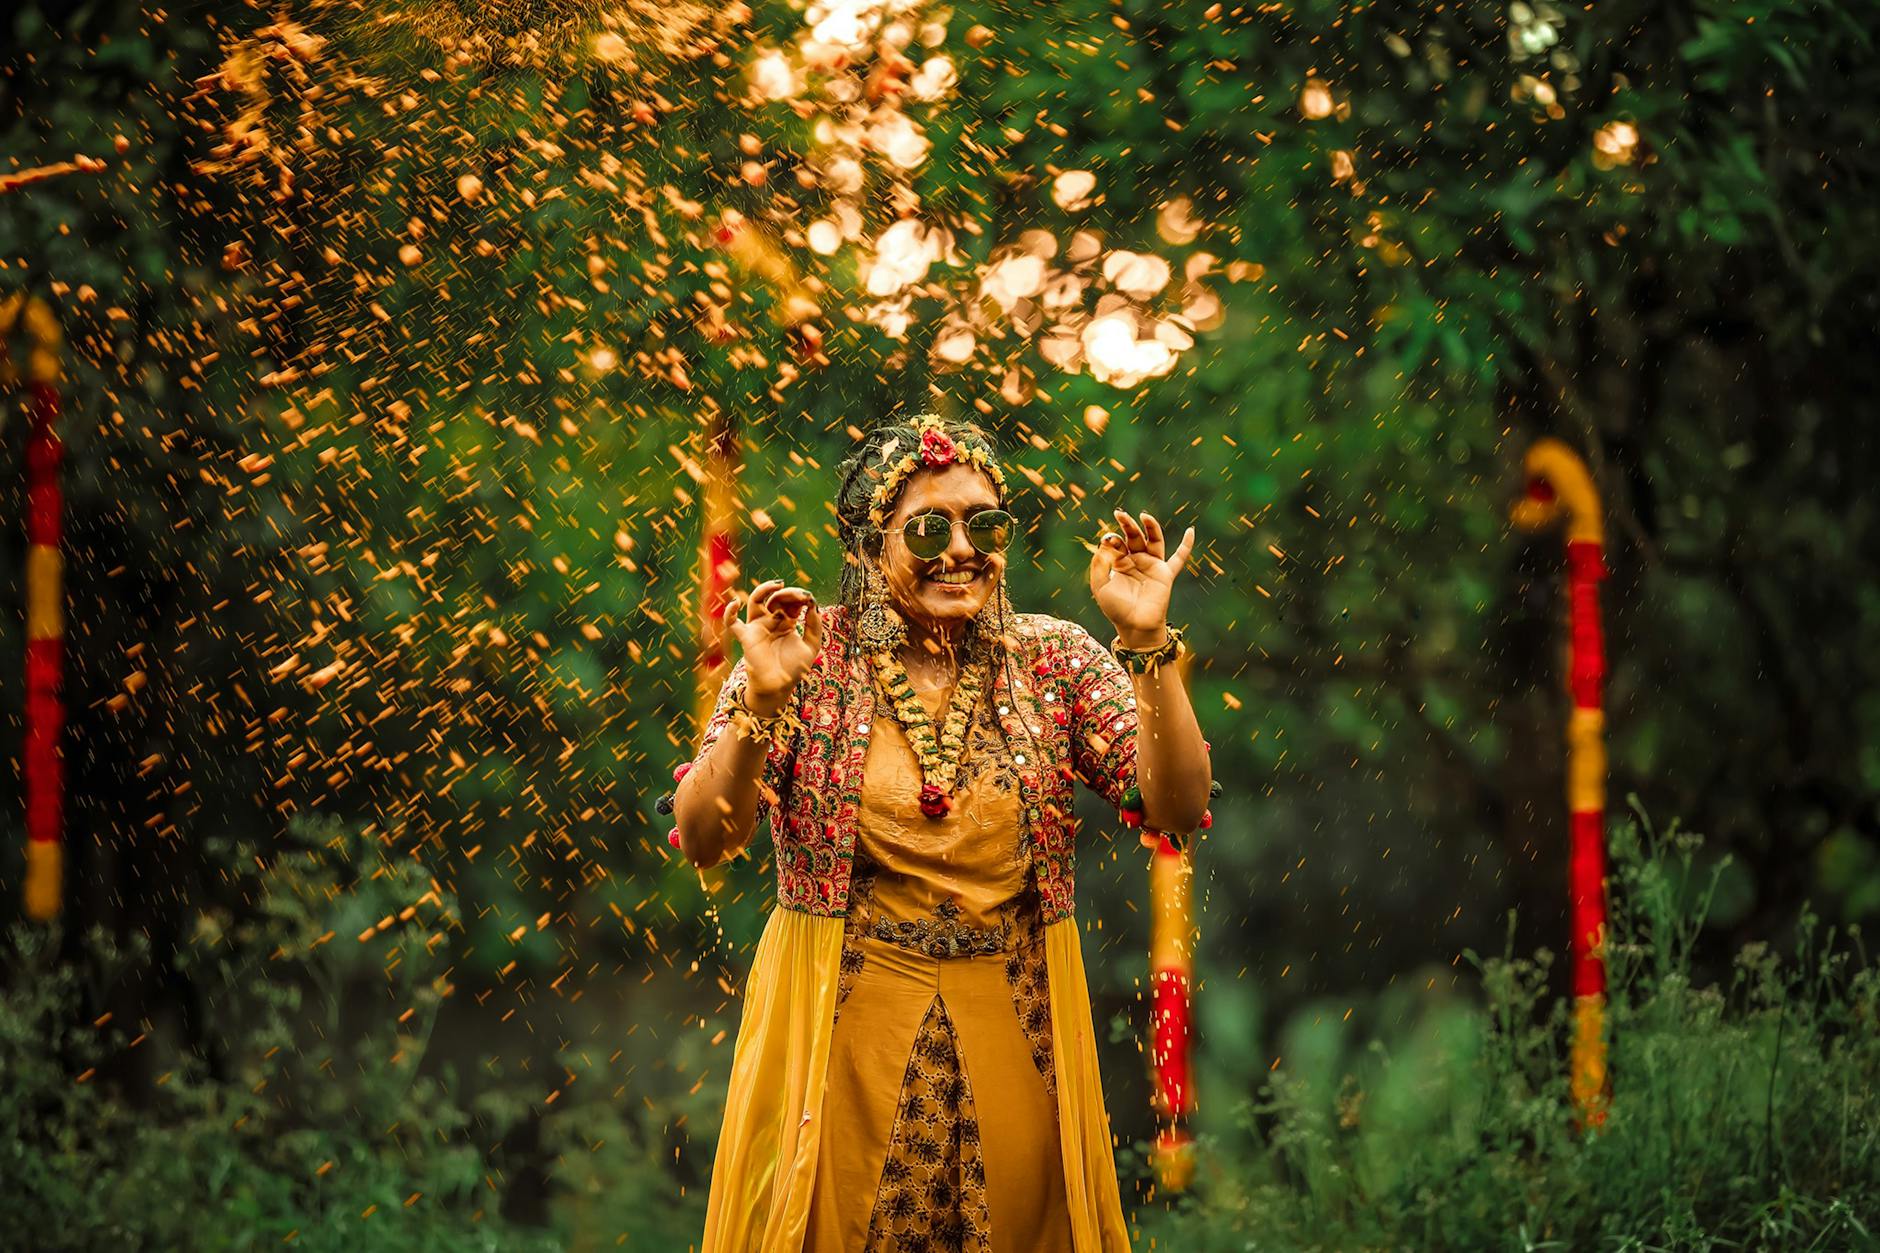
[{"left": 701, "top": 676, "right": 1132, "bottom": 1253}]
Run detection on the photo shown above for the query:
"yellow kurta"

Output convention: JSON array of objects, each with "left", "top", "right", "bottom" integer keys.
[
  {"left": 805, "top": 683, "right": 1068, "bottom": 1250},
  {"left": 700, "top": 684, "right": 1132, "bottom": 1253}
]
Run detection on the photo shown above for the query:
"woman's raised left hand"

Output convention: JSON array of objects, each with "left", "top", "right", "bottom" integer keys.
[{"left": 1088, "top": 508, "right": 1196, "bottom": 646}]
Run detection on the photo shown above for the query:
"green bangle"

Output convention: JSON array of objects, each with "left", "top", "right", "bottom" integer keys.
[{"left": 1111, "top": 624, "right": 1187, "bottom": 675}]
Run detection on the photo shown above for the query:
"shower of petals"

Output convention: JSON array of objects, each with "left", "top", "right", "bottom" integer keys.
[
  {"left": 998, "top": 365, "right": 1034, "bottom": 404},
  {"left": 1592, "top": 119, "right": 1639, "bottom": 168},
  {"left": 1182, "top": 286, "right": 1224, "bottom": 330},
  {"left": 807, "top": 219, "right": 843, "bottom": 254},
  {"left": 933, "top": 323, "right": 977, "bottom": 363},
  {"left": 1066, "top": 230, "right": 1104, "bottom": 263},
  {"left": 1299, "top": 76, "right": 1336, "bottom": 119},
  {"left": 1009, "top": 299, "right": 1044, "bottom": 338},
  {"left": 822, "top": 154, "right": 864, "bottom": 195},
  {"left": 1155, "top": 197, "right": 1201, "bottom": 245},
  {"left": 1040, "top": 320, "right": 1085, "bottom": 369},
  {"left": 741, "top": 0, "right": 1217, "bottom": 391},
  {"left": 807, "top": 0, "right": 879, "bottom": 52},
  {"left": 1017, "top": 229, "right": 1058, "bottom": 259},
  {"left": 881, "top": 20, "right": 914, "bottom": 52},
  {"left": 1084, "top": 311, "right": 1177, "bottom": 387},
  {"left": 867, "top": 298, "right": 915, "bottom": 339},
  {"left": 1041, "top": 271, "right": 1085, "bottom": 309},
  {"left": 1155, "top": 318, "right": 1195, "bottom": 351}
]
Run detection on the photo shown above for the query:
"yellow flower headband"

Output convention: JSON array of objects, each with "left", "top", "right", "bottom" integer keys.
[{"left": 866, "top": 413, "right": 1009, "bottom": 528}]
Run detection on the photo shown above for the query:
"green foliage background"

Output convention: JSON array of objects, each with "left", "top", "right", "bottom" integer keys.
[{"left": 2, "top": 0, "right": 1878, "bottom": 1243}]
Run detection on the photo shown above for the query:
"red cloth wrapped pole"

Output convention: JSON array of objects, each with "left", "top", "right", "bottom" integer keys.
[
  {"left": 3, "top": 295, "right": 66, "bottom": 921},
  {"left": 1148, "top": 833, "right": 1195, "bottom": 1190},
  {"left": 1512, "top": 439, "right": 1612, "bottom": 1129},
  {"left": 694, "top": 409, "right": 741, "bottom": 723},
  {"left": 1145, "top": 645, "right": 1202, "bottom": 1190},
  {"left": 671, "top": 407, "right": 743, "bottom": 861}
]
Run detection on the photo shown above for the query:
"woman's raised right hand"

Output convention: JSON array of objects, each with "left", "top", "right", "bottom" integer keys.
[{"left": 724, "top": 580, "right": 824, "bottom": 715}]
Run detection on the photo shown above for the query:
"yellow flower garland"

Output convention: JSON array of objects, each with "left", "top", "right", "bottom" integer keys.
[{"left": 867, "top": 647, "right": 988, "bottom": 817}]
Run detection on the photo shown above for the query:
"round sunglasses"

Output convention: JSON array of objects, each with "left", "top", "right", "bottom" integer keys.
[{"left": 882, "top": 509, "right": 1015, "bottom": 560}]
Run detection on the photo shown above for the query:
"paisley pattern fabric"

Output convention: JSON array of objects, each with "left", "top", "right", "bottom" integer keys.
[
  {"left": 834, "top": 864, "right": 878, "bottom": 1023},
  {"left": 860, "top": 995, "right": 994, "bottom": 1253},
  {"left": 1002, "top": 880, "right": 1058, "bottom": 1100},
  {"left": 806, "top": 660, "right": 1074, "bottom": 1253},
  {"left": 686, "top": 604, "right": 1147, "bottom": 924},
  {"left": 703, "top": 898, "right": 1129, "bottom": 1253}
]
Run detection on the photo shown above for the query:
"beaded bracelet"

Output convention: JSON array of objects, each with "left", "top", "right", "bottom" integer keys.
[
  {"left": 1111, "top": 623, "right": 1187, "bottom": 675},
  {"left": 1125, "top": 773, "right": 1223, "bottom": 852},
  {"left": 728, "top": 683, "right": 801, "bottom": 752}
]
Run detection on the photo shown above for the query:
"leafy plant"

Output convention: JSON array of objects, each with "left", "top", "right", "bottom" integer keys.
[
  {"left": 1133, "top": 802, "right": 1880, "bottom": 1249},
  {"left": 0, "top": 816, "right": 560, "bottom": 1252}
]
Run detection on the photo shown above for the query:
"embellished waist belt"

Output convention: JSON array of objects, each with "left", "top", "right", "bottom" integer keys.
[{"left": 867, "top": 911, "right": 1013, "bottom": 959}]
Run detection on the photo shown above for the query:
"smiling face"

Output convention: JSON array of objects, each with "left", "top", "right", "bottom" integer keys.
[{"left": 874, "top": 462, "right": 1007, "bottom": 640}]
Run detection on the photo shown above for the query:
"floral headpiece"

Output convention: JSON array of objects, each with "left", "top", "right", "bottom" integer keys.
[{"left": 866, "top": 413, "right": 1008, "bottom": 528}]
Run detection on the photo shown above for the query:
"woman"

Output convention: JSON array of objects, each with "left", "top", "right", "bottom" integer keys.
[{"left": 669, "top": 413, "right": 1212, "bottom": 1253}]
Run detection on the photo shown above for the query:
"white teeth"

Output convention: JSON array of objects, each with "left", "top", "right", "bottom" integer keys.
[{"left": 928, "top": 571, "right": 977, "bottom": 584}]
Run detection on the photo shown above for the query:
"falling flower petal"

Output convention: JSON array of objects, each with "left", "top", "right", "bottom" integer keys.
[
  {"left": 933, "top": 324, "right": 976, "bottom": 363},
  {"left": 1052, "top": 170, "right": 1097, "bottom": 211},
  {"left": 807, "top": 219, "right": 843, "bottom": 255},
  {"left": 908, "top": 56, "right": 957, "bottom": 101},
  {"left": 1102, "top": 250, "right": 1172, "bottom": 298}
]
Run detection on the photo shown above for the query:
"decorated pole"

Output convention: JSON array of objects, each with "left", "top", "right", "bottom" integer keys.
[
  {"left": 2, "top": 157, "right": 102, "bottom": 922},
  {"left": 1510, "top": 436, "right": 1612, "bottom": 1129},
  {"left": 1132, "top": 646, "right": 1214, "bottom": 1192},
  {"left": 1146, "top": 828, "right": 1196, "bottom": 1190},
  {"left": 713, "top": 210, "right": 825, "bottom": 363},
  {"left": 661, "top": 214, "right": 810, "bottom": 854},
  {"left": 694, "top": 408, "right": 743, "bottom": 735},
  {"left": 1, "top": 294, "right": 68, "bottom": 922},
  {"left": 661, "top": 405, "right": 744, "bottom": 862}
]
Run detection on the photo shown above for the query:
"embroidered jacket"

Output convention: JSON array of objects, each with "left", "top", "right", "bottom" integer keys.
[{"left": 680, "top": 603, "right": 1147, "bottom": 925}]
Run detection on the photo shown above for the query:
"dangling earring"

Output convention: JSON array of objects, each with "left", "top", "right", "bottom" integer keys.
[
  {"left": 967, "top": 569, "right": 1015, "bottom": 664},
  {"left": 857, "top": 561, "right": 907, "bottom": 654}
]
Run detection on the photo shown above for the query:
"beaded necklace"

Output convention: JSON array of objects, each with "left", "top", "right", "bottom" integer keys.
[{"left": 867, "top": 648, "right": 987, "bottom": 819}]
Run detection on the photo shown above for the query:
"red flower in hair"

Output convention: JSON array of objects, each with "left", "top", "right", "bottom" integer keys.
[{"left": 919, "top": 427, "right": 957, "bottom": 467}]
